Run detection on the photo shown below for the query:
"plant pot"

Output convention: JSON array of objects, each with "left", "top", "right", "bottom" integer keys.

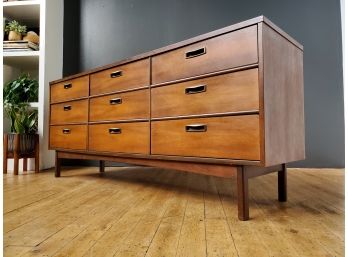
[
  {"left": 6, "top": 133, "right": 38, "bottom": 154},
  {"left": 8, "top": 31, "right": 22, "bottom": 41}
]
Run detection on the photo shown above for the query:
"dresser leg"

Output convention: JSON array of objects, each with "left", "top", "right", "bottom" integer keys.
[
  {"left": 99, "top": 160, "right": 105, "bottom": 173},
  {"left": 55, "top": 152, "right": 61, "bottom": 177},
  {"left": 278, "top": 164, "right": 287, "bottom": 202},
  {"left": 237, "top": 167, "right": 249, "bottom": 221}
]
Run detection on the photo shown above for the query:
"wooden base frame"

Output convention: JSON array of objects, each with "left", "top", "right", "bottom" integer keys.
[
  {"left": 3, "top": 134, "right": 40, "bottom": 175},
  {"left": 54, "top": 151, "right": 287, "bottom": 221}
]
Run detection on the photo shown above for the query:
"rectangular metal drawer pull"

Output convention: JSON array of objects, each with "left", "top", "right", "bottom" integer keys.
[
  {"left": 109, "top": 98, "right": 122, "bottom": 105},
  {"left": 110, "top": 70, "right": 123, "bottom": 78},
  {"left": 185, "top": 47, "right": 206, "bottom": 59},
  {"left": 185, "top": 124, "right": 207, "bottom": 132},
  {"left": 185, "top": 84, "right": 206, "bottom": 94},
  {"left": 63, "top": 105, "right": 72, "bottom": 111},
  {"left": 62, "top": 128, "right": 71, "bottom": 134},
  {"left": 109, "top": 128, "right": 122, "bottom": 134},
  {"left": 64, "top": 83, "right": 72, "bottom": 89}
]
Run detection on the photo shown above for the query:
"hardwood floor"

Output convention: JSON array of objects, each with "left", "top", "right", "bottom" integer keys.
[{"left": 3, "top": 167, "right": 344, "bottom": 257}]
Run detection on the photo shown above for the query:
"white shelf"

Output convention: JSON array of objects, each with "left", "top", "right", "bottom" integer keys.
[
  {"left": 3, "top": 0, "right": 40, "bottom": 7},
  {"left": 28, "top": 102, "right": 39, "bottom": 108},
  {"left": 3, "top": 0, "right": 64, "bottom": 171},
  {"left": 3, "top": 50, "right": 40, "bottom": 57},
  {"left": 3, "top": 51, "right": 39, "bottom": 69},
  {"left": 3, "top": 1, "right": 40, "bottom": 27}
]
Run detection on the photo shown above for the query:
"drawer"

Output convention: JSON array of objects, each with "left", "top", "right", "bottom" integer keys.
[
  {"left": 152, "top": 69, "right": 259, "bottom": 118},
  {"left": 50, "top": 99, "right": 88, "bottom": 125},
  {"left": 89, "top": 122, "right": 150, "bottom": 154},
  {"left": 49, "top": 125, "right": 87, "bottom": 150},
  {"left": 90, "top": 89, "right": 149, "bottom": 122},
  {"left": 151, "top": 115, "right": 260, "bottom": 160},
  {"left": 152, "top": 26, "right": 258, "bottom": 84},
  {"left": 90, "top": 59, "right": 150, "bottom": 95},
  {"left": 51, "top": 75, "right": 89, "bottom": 103}
]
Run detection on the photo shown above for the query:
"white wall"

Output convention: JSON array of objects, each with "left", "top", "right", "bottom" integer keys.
[{"left": 39, "top": 0, "right": 64, "bottom": 170}]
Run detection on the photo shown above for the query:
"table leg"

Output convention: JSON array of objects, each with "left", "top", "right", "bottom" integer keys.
[
  {"left": 55, "top": 152, "right": 61, "bottom": 177},
  {"left": 278, "top": 164, "right": 287, "bottom": 202},
  {"left": 99, "top": 160, "right": 105, "bottom": 173},
  {"left": 237, "top": 167, "right": 249, "bottom": 221}
]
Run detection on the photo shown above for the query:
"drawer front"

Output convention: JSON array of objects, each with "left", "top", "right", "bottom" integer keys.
[
  {"left": 89, "top": 122, "right": 150, "bottom": 154},
  {"left": 151, "top": 115, "right": 260, "bottom": 160},
  {"left": 49, "top": 125, "right": 87, "bottom": 150},
  {"left": 89, "top": 89, "right": 149, "bottom": 122},
  {"left": 50, "top": 99, "right": 88, "bottom": 125},
  {"left": 152, "top": 26, "right": 258, "bottom": 84},
  {"left": 152, "top": 69, "right": 259, "bottom": 118},
  {"left": 51, "top": 75, "right": 89, "bottom": 103},
  {"left": 90, "top": 59, "right": 150, "bottom": 95}
]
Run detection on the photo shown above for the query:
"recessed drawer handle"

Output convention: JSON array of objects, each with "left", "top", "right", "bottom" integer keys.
[
  {"left": 110, "top": 70, "right": 123, "bottom": 78},
  {"left": 185, "top": 124, "right": 207, "bottom": 132},
  {"left": 109, "top": 98, "right": 122, "bottom": 105},
  {"left": 109, "top": 128, "right": 122, "bottom": 134},
  {"left": 63, "top": 105, "right": 72, "bottom": 111},
  {"left": 185, "top": 84, "right": 206, "bottom": 94},
  {"left": 62, "top": 128, "right": 71, "bottom": 134},
  {"left": 185, "top": 47, "right": 206, "bottom": 59},
  {"left": 64, "top": 83, "right": 72, "bottom": 89}
]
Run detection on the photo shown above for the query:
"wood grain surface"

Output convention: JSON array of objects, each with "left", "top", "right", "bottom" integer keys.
[
  {"left": 50, "top": 16, "right": 302, "bottom": 85},
  {"left": 90, "top": 59, "right": 150, "bottom": 95},
  {"left": 151, "top": 68, "right": 259, "bottom": 118},
  {"left": 49, "top": 125, "right": 87, "bottom": 150},
  {"left": 151, "top": 115, "right": 260, "bottom": 160},
  {"left": 50, "top": 75, "right": 89, "bottom": 103},
  {"left": 261, "top": 23, "right": 305, "bottom": 166},
  {"left": 50, "top": 99, "right": 88, "bottom": 125},
  {"left": 3, "top": 168, "right": 343, "bottom": 256},
  {"left": 89, "top": 89, "right": 150, "bottom": 121},
  {"left": 152, "top": 25, "right": 258, "bottom": 84},
  {"left": 89, "top": 122, "right": 150, "bottom": 154}
]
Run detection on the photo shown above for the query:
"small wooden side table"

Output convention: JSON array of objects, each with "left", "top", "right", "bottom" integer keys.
[{"left": 3, "top": 134, "right": 39, "bottom": 175}]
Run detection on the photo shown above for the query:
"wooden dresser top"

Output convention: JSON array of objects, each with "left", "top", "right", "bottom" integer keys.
[{"left": 51, "top": 15, "right": 303, "bottom": 85}]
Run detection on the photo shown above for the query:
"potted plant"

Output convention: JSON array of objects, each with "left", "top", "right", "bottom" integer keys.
[
  {"left": 3, "top": 74, "right": 39, "bottom": 174},
  {"left": 3, "top": 74, "right": 38, "bottom": 104},
  {"left": 4, "top": 20, "right": 27, "bottom": 41}
]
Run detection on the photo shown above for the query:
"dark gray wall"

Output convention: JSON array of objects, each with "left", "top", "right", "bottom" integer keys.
[{"left": 63, "top": 0, "right": 344, "bottom": 168}]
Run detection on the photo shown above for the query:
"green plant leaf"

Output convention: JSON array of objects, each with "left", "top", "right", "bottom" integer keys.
[{"left": 5, "top": 20, "right": 27, "bottom": 34}]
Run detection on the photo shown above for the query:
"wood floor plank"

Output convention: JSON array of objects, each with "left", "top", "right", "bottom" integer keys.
[
  {"left": 261, "top": 173, "right": 344, "bottom": 239},
  {"left": 20, "top": 181, "right": 148, "bottom": 257},
  {"left": 83, "top": 171, "right": 174, "bottom": 257},
  {"left": 175, "top": 174, "right": 207, "bottom": 257},
  {"left": 3, "top": 167, "right": 344, "bottom": 257},
  {"left": 204, "top": 176, "right": 226, "bottom": 220},
  {"left": 144, "top": 216, "right": 183, "bottom": 257},
  {"left": 215, "top": 178, "right": 271, "bottom": 257},
  {"left": 51, "top": 185, "right": 151, "bottom": 257},
  {"left": 144, "top": 173, "right": 189, "bottom": 257},
  {"left": 4, "top": 189, "right": 59, "bottom": 214},
  {"left": 5, "top": 186, "right": 116, "bottom": 246},
  {"left": 290, "top": 171, "right": 344, "bottom": 210},
  {"left": 4, "top": 181, "right": 92, "bottom": 232},
  {"left": 4, "top": 246, "right": 33, "bottom": 257},
  {"left": 251, "top": 174, "right": 344, "bottom": 257},
  {"left": 205, "top": 218, "right": 239, "bottom": 257},
  {"left": 203, "top": 176, "right": 239, "bottom": 257},
  {"left": 112, "top": 173, "right": 182, "bottom": 257}
]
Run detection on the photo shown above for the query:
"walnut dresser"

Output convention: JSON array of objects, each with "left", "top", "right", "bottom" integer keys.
[{"left": 49, "top": 16, "right": 304, "bottom": 221}]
